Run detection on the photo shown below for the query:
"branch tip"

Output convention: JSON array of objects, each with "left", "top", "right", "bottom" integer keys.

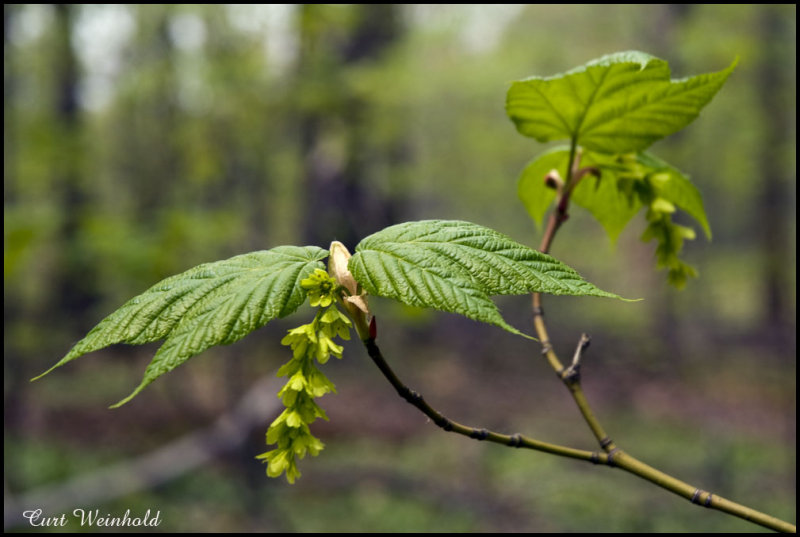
[
  {"left": 572, "top": 333, "right": 591, "bottom": 364},
  {"left": 562, "top": 333, "right": 592, "bottom": 383}
]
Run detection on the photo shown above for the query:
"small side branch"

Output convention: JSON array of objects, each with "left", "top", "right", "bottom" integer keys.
[
  {"left": 532, "top": 295, "right": 614, "bottom": 450},
  {"left": 560, "top": 332, "right": 590, "bottom": 384}
]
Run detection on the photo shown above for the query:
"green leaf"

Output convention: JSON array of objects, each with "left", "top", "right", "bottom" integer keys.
[
  {"left": 506, "top": 51, "right": 737, "bottom": 153},
  {"left": 35, "top": 246, "right": 329, "bottom": 406},
  {"left": 349, "top": 220, "right": 625, "bottom": 336}
]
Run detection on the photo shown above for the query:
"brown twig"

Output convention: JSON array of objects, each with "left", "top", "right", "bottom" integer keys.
[
  {"left": 359, "top": 335, "right": 795, "bottom": 532},
  {"left": 361, "top": 337, "right": 607, "bottom": 463}
]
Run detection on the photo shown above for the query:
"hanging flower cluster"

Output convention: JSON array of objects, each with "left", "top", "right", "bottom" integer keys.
[{"left": 257, "top": 269, "right": 352, "bottom": 483}]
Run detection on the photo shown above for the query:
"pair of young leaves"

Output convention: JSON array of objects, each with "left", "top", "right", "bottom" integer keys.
[
  {"left": 507, "top": 51, "right": 736, "bottom": 286},
  {"left": 36, "top": 220, "right": 623, "bottom": 407}
]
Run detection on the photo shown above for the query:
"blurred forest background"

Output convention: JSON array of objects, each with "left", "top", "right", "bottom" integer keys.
[{"left": 4, "top": 4, "right": 795, "bottom": 532}]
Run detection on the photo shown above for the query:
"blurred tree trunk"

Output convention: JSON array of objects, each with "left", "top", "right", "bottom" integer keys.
[
  {"left": 52, "top": 4, "right": 96, "bottom": 322},
  {"left": 127, "top": 4, "right": 180, "bottom": 217},
  {"left": 198, "top": 5, "right": 279, "bottom": 251},
  {"left": 297, "top": 4, "right": 404, "bottom": 249},
  {"left": 757, "top": 6, "right": 794, "bottom": 342},
  {"left": 100, "top": 5, "right": 185, "bottom": 284}
]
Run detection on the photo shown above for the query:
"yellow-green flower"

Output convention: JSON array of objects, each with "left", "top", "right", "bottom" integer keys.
[
  {"left": 263, "top": 271, "right": 354, "bottom": 483},
  {"left": 301, "top": 268, "right": 337, "bottom": 307}
]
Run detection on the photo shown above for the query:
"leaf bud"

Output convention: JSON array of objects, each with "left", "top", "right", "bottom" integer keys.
[
  {"left": 328, "top": 241, "right": 372, "bottom": 339},
  {"left": 544, "top": 169, "right": 564, "bottom": 190}
]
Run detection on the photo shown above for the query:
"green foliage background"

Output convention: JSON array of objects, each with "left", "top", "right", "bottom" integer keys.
[{"left": 4, "top": 4, "right": 795, "bottom": 532}]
